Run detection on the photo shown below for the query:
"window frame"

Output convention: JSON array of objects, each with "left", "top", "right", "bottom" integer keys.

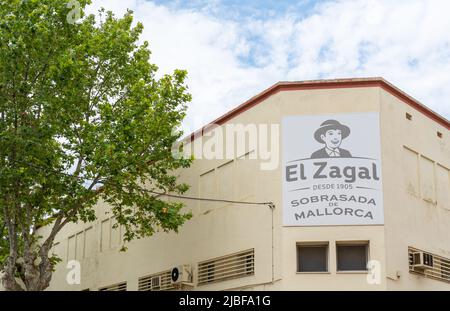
[
  {"left": 296, "top": 242, "right": 330, "bottom": 274},
  {"left": 335, "top": 241, "right": 370, "bottom": 273}
]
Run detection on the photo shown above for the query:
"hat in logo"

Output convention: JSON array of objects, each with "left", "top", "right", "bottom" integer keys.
[{"left": 314, "top": 119, "right": 351, "bottom": 144}]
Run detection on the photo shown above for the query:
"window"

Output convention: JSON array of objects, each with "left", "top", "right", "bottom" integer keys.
[
  {"left": 297, "top": 243, "right": 328, "bottom": 272},
  {"left": 420, "top": 155, "right": 436, "bottom": 203},
  {"left": 217, "top": 160, "right": 234, "bottom": 200},
  {"left": 245, "top": 254, "right": 254, "bottom": 275},
  {"left": 197, "top": 249, "right": 254, "bottom": 285},
  {"left": 206, "top": 263, "right": 215, "bottom": 283},
  {"left": 408, "top": 247, "right": 450, "bottom": 284},
  {"left": 441, "top": 259, "right": 450, "bottom": 281},
  {"left": 99, "top": 282, "right": 127, "bottom": 291},
  {"left": 336, "top": 242, "right": 369, "bottom": 271},
  {"left": 138, "top": 271, "right": 175, "bottom": 291},
  {"left": 402, "top": 146, "right": 420, "bottom": 196}
]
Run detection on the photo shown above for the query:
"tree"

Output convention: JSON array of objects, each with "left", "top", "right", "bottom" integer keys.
[{"left": 0, "top": 0, "right": 192, "bottom": 291}]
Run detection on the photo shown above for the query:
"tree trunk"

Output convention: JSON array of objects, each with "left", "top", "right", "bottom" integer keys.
[
  {"left": 2, "top": 260, "right": 54, "bottom": 291},
  {"left": 2, "top": 245, "right": 54, "bottom": 291},
  {"left": 2, "top": 270, "right": 24, "bottom": 291}
]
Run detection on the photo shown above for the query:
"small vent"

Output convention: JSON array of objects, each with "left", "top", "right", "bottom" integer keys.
[
  {"left": 138, "top": 270, "right": 175, "bottom": 291},
  {"left": 151, "top": 276, "right": 160, "bottom": 289},
  {"left": 406, "top": 113, "right": 412, "bottom": 120},
  {"left": 99, "top": 282, "right": 127, "bottom": 291},
  {"left": 198, "top": 249, "right": 254, "bottom": 285},
  {"left": 408, "top": 247, "right": 450, "bottom": 284},
  {"left": 437, "top": 131, "right": 443, "bottom": 138}
]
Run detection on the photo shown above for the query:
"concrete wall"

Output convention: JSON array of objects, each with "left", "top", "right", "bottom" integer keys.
[{"left": 380, "top": 89, "right": 450, "bottom": 290}]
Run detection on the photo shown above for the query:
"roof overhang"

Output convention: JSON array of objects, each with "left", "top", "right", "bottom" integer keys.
[{"left": 184, "top": 77, "right": 450, "bottom": 143}]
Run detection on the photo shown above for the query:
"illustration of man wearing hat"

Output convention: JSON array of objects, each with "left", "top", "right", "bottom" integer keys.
[{"left": 311, "top": 119, "right": 352, "bottom": 158}]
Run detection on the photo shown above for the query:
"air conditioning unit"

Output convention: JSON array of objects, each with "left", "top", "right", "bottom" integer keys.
[
  {"left": 412, "top": 251, "right": 434, "bottom": 270},
  {"left": 171, "top": 265, "right": 192, "bottom": 284}
]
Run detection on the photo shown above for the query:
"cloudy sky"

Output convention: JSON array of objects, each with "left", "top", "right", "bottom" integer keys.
[{"left": 87, "top": 0, "right": 450, "bottom": 133}]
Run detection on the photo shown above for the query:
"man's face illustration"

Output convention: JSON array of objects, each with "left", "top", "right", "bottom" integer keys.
[{"left": 321, "top": 129, "right": 342, "bottom": 149}]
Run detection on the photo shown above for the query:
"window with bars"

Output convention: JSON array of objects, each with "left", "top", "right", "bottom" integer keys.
[
  {"left": 98, "top": 282, "right": 127, "bottom": 291},
  {"left": 197, "top": 249, "right": 254, "bottom": 285},
  {"left": 138, "top": 270, "right": 175, "bottom": 291},
  {"left": 408, "top": 247, "right": 450, "bottom": 284}
]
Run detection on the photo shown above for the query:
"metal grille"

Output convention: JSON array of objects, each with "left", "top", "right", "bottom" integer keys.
[
  {"left": 138, "top": 270, "right": 175, "bottom": 291},
  {"left": 408, "top": 247, "right": 450, "bottom": 284},
  {"left": 98, "top": 282, "right": 127, "bottom": 291},
  {"left": 198, "top": 249, "right": 254, "bottom": 285}
]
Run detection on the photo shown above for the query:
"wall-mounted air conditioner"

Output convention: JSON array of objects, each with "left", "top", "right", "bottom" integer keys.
[
  {"left": 171, "top": 265, "right": 193, "bottom": 284},
  {"left": 412, "top": 251, "right": 433, "bottom": 270}
]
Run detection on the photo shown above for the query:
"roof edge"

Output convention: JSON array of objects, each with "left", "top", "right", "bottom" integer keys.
[{"left": 184, "top": 77, "right": 450, "bottom": 142}]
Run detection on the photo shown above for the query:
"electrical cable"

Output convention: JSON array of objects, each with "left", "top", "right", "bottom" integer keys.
[
  {"left": 148, "top": 190, "right": 273, "bottom": 207},
  {"left": 3, "top": 159, "right": 275, "bottom": 208}
]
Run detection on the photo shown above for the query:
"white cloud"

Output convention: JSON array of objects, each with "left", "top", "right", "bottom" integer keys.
[{"left": 87, "top": 0, "right": 450, "bottom": 133}]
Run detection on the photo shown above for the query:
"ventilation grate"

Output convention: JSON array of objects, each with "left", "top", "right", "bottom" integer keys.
[
  {"left": 408, "top": 247, "right": 450, "bottom": 284},
  {"left": 99, "top": 282, "right": 127, "bottom": 291},
  {"left": 198, "top": 249, "right": 254, "bottom": 285},
  {"left": 138, "top": 270, "right": 175, "bottom": 291}
]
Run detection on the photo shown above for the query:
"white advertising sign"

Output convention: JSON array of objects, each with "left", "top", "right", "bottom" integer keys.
[{"left": 282, "top": 112, "right": 384, "bottom": 226}]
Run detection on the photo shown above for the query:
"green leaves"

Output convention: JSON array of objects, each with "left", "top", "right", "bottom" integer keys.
[{"left": 0, "top": 0, "right": 192, "bottom": 290}]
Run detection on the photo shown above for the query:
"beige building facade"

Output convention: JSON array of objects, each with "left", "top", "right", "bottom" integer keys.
[{"left": 29, "top": 78, "right": 450, "bottom": 291}]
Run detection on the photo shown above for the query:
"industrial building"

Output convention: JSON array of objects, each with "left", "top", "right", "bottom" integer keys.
[{"left": 38, "top": 78, "right": 450, "bottom": 291}]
